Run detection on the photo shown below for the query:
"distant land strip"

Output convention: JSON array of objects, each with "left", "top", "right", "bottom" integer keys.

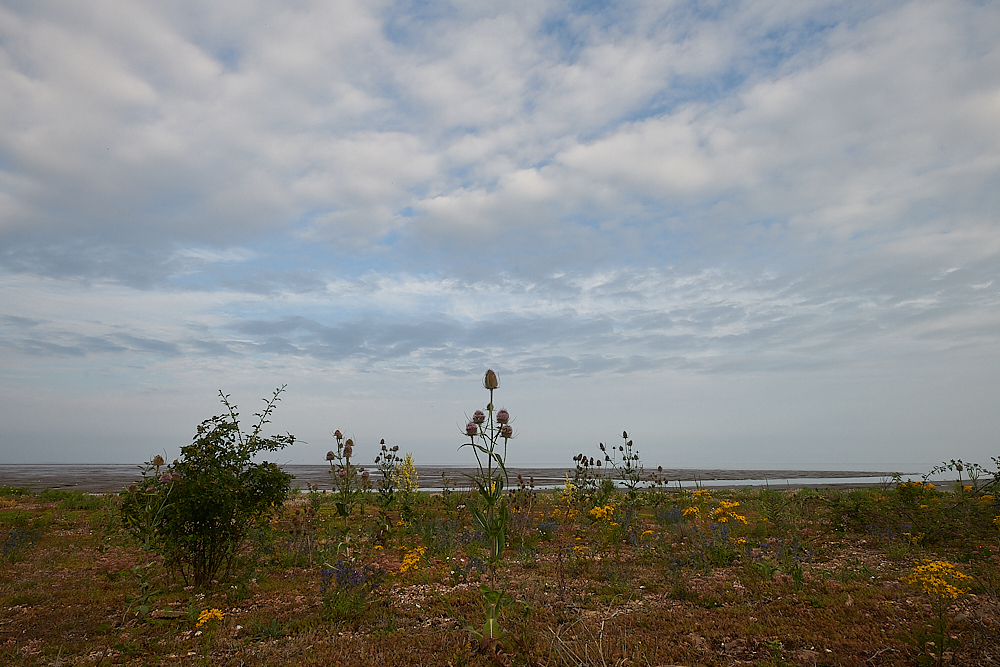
[{"left": 0, "top": 464, "right": 913, "bottom": 494}]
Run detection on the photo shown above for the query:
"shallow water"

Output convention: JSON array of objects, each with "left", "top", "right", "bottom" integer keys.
[{"left": 0, "top": 463, "right": 913, "bottom": 493}]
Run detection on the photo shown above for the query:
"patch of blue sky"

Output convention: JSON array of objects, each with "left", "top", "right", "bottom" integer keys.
[{"left": 380, "top": 0, "right": 459, "bottom": 47}]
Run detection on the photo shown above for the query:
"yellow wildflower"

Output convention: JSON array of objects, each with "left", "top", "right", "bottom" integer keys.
[
  {"left": 901, "top": 560, "right": 972, "bottom": 602},
  {"left": 399, "top": 546, "right": 427, "bottom": 573},
  {"left": 196, "top": 608, "right": 224, "bottom": 628}
]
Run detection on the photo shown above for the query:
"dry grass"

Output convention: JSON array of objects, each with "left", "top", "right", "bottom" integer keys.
[{"left": 1, "top": 483, "right": 998, "bottom": 666}]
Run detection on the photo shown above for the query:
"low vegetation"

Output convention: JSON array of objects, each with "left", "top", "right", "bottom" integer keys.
[{"left": 1, "top": 376, "right": 997, "bottom": 666}]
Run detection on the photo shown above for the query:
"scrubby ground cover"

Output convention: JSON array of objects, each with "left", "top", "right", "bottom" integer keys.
[{"left": 1, "top": 475, "right": 999, "bottom": 667}]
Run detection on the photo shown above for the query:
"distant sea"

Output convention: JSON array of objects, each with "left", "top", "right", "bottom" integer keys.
[{"left": 0, "top": 464, "right": 916, "bottom": 494}]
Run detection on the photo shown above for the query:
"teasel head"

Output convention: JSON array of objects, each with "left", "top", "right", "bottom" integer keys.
[
  {"left": 484, "top": 369, "right": 499, "bottom": 390},
  {"left": 496, "top": 409, "right": 510, "bottom": 424},
  {"left": 473, "top": 410, "right": 486, "bottom": 424}
]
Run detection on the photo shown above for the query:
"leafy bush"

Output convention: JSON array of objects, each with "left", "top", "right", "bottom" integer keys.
[{"left": 119, "top": 387, "right": 294, "bottom": 588}]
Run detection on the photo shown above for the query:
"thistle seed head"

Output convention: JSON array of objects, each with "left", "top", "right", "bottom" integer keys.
[{"left": 484, "top": 369, "right": 499, "bottom": 390}]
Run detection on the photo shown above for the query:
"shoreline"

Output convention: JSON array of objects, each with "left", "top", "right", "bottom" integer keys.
[{"left": 0, "top": 463, "right": 915, "bottom": 494}]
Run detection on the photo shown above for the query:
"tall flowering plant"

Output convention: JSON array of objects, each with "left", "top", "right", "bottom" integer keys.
[
  {"left": 461, "top": 369, "right": 515, "bottom": 650},
  {"left": 326, "top": 431, "right": 370, "bottom": 526}
]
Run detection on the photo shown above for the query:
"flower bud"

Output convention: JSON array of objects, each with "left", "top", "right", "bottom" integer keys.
[
  {"left": 380, "top": 439, "right": 385, "bottom": 445},
  {"left": 473, "top": 410, "right": 486, "bottom": 424},
  {"left": 466, "top": 422, "right": 479, "bottom": 436},
  {"left": 484, "top": 369, "right": 499, "bottom": 390},
  {"left": 501, "top": 424, "right": 513, "bottom": 439},
  {"left": 496, "top": 409, "right": 510, "bottom": 424},
  {"left": 326, "top": 451, "right": 336, "bottom": 461},
  {"left": 334, "top": 429, "right": 343, "bottom": 439},
  {"left": 391, "top": 445, "right": 399, "bottom": 451},
  {"left": 599, "top": 443, "right": 605, "bottom": 451},
  {"left": 152, "top": 455, "right": 165, "bottom": 467},
  {"left": 622, "top": 431, "right": 628, "bottom": 439},
  {"left": 596, "top": 460, "right": 602, "bottom": 467}
]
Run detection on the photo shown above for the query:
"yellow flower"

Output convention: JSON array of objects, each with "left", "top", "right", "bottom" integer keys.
[
  {"left": 682, "top": 506, "right": 699, "bottom": 518},
  {"left": 692, "top": 489, "right": 712, "bottom": 500},
  {"left": 963, "top": 485, "right": 973, "bottom": 493},
  {"left": 374, "top": 545, "right": 383, "bottom": 550},
  {"left": 399, "top": 546, "right": 427, "bottom": 573},
  {"left": 588, "top": 505, "right": 615, "bottom": 522},
  {"left": 901, "top": 560, "right": 972, "bottom": 602},
  {"left": 196, "top": 608, "right": 224, "bottom": 628}
]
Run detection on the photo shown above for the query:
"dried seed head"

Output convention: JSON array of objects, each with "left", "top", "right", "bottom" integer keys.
[
  {"left": 484, "top": 369, "right": 499, "bottom": 390},
  {"left": 333, "top": 429, "right": 343, "bottom": 439},
  {"left": 596, "top": 460, "right": 602, "bottom": 467},
  {"left": 152, "top": 455, "right": 165, "bottom": 467},
  {"left": 380, "top": 439, "right": 385, "bottom": 445},
  {"left": 496, "top": 409, "right": 510, "bottom": 424},
  {"left": 599, "top": 443, "right": 605, "bottom": 451},
  {"left": 622, "top": 431, "right": 628, "bottom": 439}
]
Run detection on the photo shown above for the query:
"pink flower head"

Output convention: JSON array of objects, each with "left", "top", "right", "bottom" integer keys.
[
  {"left": 500, "top": 424, "right": 513, "bottom": 439},
  {"left": 472, "top": 410, "right": 486, "bottom": 424},
  {"left": 496, "top": 409, "right": 510, "bottom": 424},
  {"left": 159, "top": 472, "right": 173, "bottom": 484},
  {"left": 326, "top": 451, "right": 336, "bottom": 461},
  {"left": 338, "top": 469, "right": 347, "bottom": 478},
  {"left": 361, "top": 470, "right": 370, "bottom": 479},
  {"left": 466, "top": 422, "right": 479, "bottom": 436}
]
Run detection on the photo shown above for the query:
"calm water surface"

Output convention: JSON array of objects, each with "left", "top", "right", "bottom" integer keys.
[{"left": 0, "top": 463, "right": 913, "bottom": 493}]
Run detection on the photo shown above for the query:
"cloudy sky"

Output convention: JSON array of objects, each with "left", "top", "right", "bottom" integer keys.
[{"left": 1, "top": 0, "right": 998, "bottom": 472}]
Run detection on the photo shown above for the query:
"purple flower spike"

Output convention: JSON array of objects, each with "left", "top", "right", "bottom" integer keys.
[
  {"left": 501, "top": 424, "right": 513, "bottom": 439},
  {"left": 466, "top": 422, "right": 479, "bottom": 436},
  {"left": 496, "top": 409, "right": 510, "bottom": 424},
  {"left": 473, "top": 410, "right": 486, "bottom": 424}
]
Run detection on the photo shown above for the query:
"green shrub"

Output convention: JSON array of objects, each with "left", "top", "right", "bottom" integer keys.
[{"left": 120, "top": 387, "right": 295, "bottom": 588}]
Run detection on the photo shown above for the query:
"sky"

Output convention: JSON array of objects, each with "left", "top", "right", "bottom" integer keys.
[{"left": 1, "top": 0, "right": 998, "bottom": 472}]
